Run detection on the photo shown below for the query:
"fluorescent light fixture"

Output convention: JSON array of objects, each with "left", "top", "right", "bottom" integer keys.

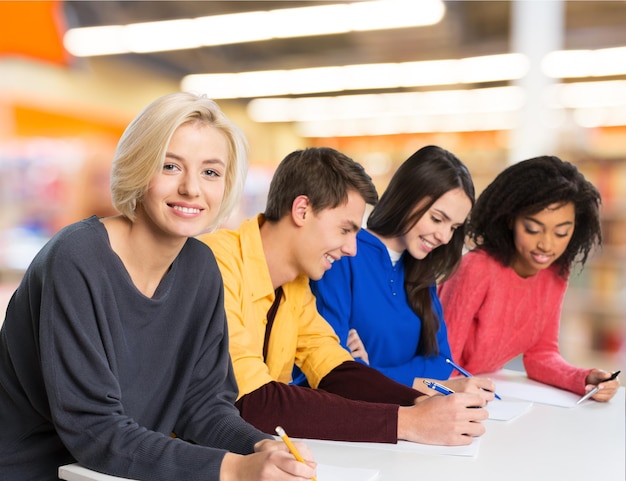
[
  {"left": 246, "top": 86, "right": 525, "bottom": 136},
  {"left": 63, "top": 0, "right": 445, "bottom": 57},
  {"left": 247, "top": 80, "right": 626, "bottom": 136},
  {"left": 295, "top": 111, "right": 520, "bottom": 137},
  {"left": 542, "top": 46, "right": 626, "bottom": 78},
  {"left": 247, "top": 86, "right": 526, "bottom": 122},
  {"left": 182, "top": 53, "right": 528, "bottom": 98},
  {"left": 573, "top": 106, "right": 626, "bottom": 128},
  {"left": 549, "top": 80, "right": 626, "bottom": 109}
]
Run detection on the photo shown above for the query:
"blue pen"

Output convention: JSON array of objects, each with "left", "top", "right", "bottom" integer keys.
[
  {"left": 445, "top": 358, "right": 502, "bottom": 400},
  {"left": 423, "top": 379, "right": 455, "bottom": 395}
]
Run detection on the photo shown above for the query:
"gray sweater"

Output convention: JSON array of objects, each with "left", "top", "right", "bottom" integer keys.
[{"left": 0, "top": 216, "right": 271, "bottom": 481}]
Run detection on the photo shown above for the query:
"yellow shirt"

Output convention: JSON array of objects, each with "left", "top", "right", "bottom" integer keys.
[{"left": 199, "top": 215, "right": 353, "bottom": 400}]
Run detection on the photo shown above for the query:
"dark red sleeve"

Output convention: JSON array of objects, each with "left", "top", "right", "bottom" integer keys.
[
  {"left": 235, "top": 381, "right": 398, "bottom": 443},
  {"left": 318, "top": 360, "right": 423, "bottom": 405}
]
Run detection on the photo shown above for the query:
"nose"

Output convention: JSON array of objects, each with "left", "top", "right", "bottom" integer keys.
[
  {"left": 179, "top": 172, "right": 200, "bottom": 197},
  {"left": 434, "top": 225, "right": 455, "bottom": 246},
  {"left": 537, "top": 234, "right": 553, "bottom": 251},
  {"left": 341, "top": 233, "right": 358, "bottom": 257}
]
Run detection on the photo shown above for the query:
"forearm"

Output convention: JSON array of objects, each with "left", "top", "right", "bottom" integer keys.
[
  {"left": 523, "top": 350, "right": 591, "bottom": 394},
  {"left": 318, "top": 361, "right": 422, "bottom": 405},
  {"left": 235, "top": 380, "right": 398, "bottom": 443}
]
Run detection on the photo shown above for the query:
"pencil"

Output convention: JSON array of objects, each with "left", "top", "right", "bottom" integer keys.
[{"left": 275, "top": 426, "right": 317, "bottom": 481}]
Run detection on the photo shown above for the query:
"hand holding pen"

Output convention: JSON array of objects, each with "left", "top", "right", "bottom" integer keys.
[
  {"left": 423, "top": 379, "right": 455, "bottom": 396},
  {"left": 577, "top": 369, "right": 620, "bottom": 404},
  {"left": 445, "top": 358, "right": 501, "bottom": 400}
]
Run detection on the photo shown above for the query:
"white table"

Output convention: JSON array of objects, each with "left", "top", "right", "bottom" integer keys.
[
  {"left": 60, "top": 373, "right": 625, "bottom": 481},
  {"left": 305, "top": 383, "right": 625, "bottom": 480}
]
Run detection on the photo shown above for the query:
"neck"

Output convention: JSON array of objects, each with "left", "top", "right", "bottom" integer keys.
[
  {"left": 259, "top": 216, "right": 300, "bottom": 290},
  {"left": 102, "top": 215, "right": 185, "bottom": 297}
]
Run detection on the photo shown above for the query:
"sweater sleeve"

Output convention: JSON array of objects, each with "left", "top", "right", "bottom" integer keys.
[
  {"left": 318, "top": 361, "right": 422, "bottom": 405},
  {"left": 521, "top": 277, "right": 592, "bottom": 394},
  {"left": 235, "top": 380, "right": 399, "bottom": 443}
]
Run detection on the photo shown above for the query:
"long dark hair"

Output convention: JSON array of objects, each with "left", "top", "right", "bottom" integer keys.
[
  {"left": 467, "top": 155, "right": 602, "bottom": 278},
  {"left": 367, "top": 145, "right": 475, "bottom": 356}
]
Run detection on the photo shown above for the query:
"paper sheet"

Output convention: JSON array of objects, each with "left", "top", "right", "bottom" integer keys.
[
  {"left": 490, "top": 378, "right": 581, "bottom": 407},
  {"left": 486, "top": 399, "right": 533, "bottom": 421},
  {"left": 301, "top": 436, "right": 480, "bottom": 458},
  {"left": 59, "top": 463, "right": 380, "bottom": 481},
  {"left": 317, "top": 463, "right": 380, "bottom": 481}
]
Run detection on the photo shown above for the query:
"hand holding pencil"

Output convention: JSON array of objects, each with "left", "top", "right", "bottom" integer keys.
[{"left": 276, "top": 426, "right": 318, "bottom": 481}]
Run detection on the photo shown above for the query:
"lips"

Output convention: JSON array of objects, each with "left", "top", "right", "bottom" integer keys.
[
  {"left": 531, "top": 252, "right": 553, "bottom": 264},
  {"left": 172, "top": 205, "right": 201, "bottom": 214},
  {"left": 421, "top": 237, "right": 437, "bottom": 252}
]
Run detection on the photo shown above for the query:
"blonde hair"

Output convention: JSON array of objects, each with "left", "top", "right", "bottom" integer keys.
[{"left": 111, "top": 91, "right": 248, "bottom": 230}]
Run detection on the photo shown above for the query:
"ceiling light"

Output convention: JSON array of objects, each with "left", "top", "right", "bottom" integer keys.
[
  {"left": 247, "top": 86, "right": 526, "bottom": 122},
  {"left": 63, "top": 0, "right": 445, "bottom": 57},
  {"left": 295, "top": 111, "right": 520, "bottom": 137},
  {"left": 549, "top": 80, "right": 626, "bottom": 108},
  {"left": 573, "top": 107, "right": 626, "bottom": 128},
  {"left": 542, "top": 46, "right": 626, "bottom": 78},
  {"left": 182, "top": 53, "right": 528, "bottom": 98}
]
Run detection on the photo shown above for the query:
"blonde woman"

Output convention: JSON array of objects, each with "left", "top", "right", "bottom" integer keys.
[{"left": 0, "top": 92, "right": 316, "bottom": 481}]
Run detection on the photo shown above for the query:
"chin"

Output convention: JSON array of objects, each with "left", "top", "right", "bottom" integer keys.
[{"left": 310, "top": 269, "right": 326, "bottom": 281}]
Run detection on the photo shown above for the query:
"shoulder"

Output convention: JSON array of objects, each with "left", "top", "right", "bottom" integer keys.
[
  {"left": 180, "top": 237, "right": 219, "bottom": 268},
  {"left": 198, "top": 225, "right": 240, "bottom": 253},
  {"left": 456, "top": 249, "right": 500, "bottom": 275},
  {"left": 199, "top": 216, "right": 260, "bottom": 253},
  {"left": 34, "top": 217, "right": 105, "bottom": 264},
  {"left": 357, "top": 229, "right": 386, "bottom": 252},
  {"left": 440, "top": 250, "right": 498, "bottom": 296}
]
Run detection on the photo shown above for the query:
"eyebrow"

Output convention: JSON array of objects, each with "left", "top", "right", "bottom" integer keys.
[
  {"left": 524, "top": 216, "right": 574, "bottom": 228},
  {"left": 432, "top": 208, "right": 451, "bottom": 222},
  {"left": 345, "top": 220, "right": 361, "bottom": 232},
  {"left": 433, "top": 207, "right": 464, "bottom": 226},
  {"left": 165, "top": 151, "right": 226, "bottom": 167}
]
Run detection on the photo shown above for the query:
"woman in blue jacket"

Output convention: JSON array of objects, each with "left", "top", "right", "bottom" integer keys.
[{"left": 309, "top": 145, "right": 493, "bottom": 396}]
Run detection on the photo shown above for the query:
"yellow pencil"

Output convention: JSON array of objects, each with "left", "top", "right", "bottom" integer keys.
[{"left": 275, "top": 426, "right": 317, "bottom": 481}]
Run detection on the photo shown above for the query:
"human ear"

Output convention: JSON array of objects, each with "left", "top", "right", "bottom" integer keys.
[{"left": 292, "top": 195, "right": 310, "bottom": 226}]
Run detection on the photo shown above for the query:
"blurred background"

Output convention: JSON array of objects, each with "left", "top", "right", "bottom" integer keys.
[{"left": 0, "top": 0, "right": 624, "bottom": 373}]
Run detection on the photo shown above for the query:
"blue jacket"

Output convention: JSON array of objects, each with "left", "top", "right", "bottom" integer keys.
[{"left": 308, "top": 229, "right": 453, "bottom": 387}]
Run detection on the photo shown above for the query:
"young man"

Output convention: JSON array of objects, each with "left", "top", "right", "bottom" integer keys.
[{"left": 199, "top": 147, "right": 488, "bottom": 446}]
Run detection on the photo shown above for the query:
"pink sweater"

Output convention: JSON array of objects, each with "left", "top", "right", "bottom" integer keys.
[{"left": 438, "top": 249, "right": 591, "bottom": 395}]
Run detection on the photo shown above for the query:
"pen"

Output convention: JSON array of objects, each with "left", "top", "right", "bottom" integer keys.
[
  {"left": 423, "top": 379, "right": 455, "bottom": 395},
  {"left": 275, "top": 426, "right": 317, "bottom": 481},
  {"left": 445, "top": 358, "right": 502, "bottom": 400},
  {"left": 576, "top": 370, "right": 620, "bottom": 405}
]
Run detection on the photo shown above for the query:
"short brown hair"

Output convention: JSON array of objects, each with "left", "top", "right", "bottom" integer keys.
[{"left": 264, "top": 147, "right": 378, "bottom": 221}]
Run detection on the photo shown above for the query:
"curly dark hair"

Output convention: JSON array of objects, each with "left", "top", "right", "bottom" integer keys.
[
  {"left": 367, "top": 145, "right": 475, "bottom": 356},
  {"left": 468, "top": 155, "right": 602, "bottom": 278}
]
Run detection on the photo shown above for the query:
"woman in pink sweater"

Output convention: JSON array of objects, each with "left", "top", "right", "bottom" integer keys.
[{"left": 438, "top": 156, "right": 619, "bottom": 401}]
